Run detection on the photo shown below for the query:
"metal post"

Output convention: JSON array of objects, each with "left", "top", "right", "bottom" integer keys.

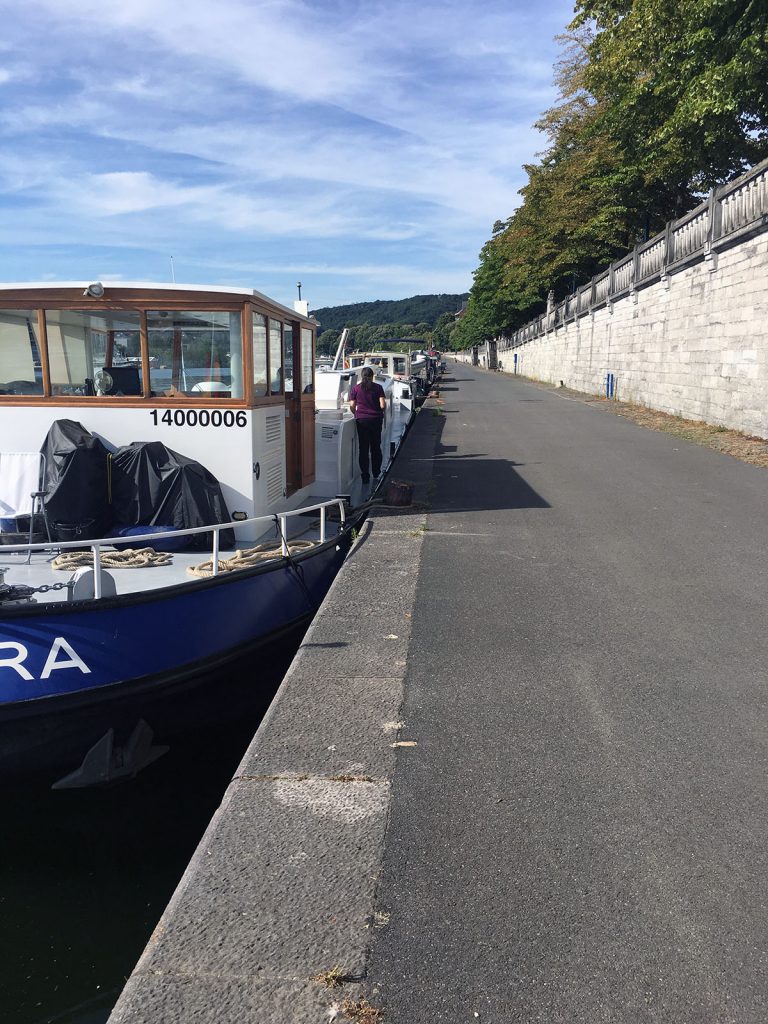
[
  {"left": 320, "top": 506, "right": 326, "bottom": 544},
  {"left": 212, "top": 528, "right": 220, "bottom": 576},
  {"left": 92, "top": 544, "right": 102, "bottom": 599},
  {"left": 279, "top": 515, "right": 288, "bottom": 555},
  {"left": 331, "top": 328, "right": 349, "bottom": 371}
]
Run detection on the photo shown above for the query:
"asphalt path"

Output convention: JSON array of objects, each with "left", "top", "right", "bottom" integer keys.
[{"left": 368, "top": 364, "right": 768, "bottom": 1023}]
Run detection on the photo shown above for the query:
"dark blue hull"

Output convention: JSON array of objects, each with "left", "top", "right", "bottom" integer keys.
[{"left": 0, "top": 531, "right": 353, "bottom": 779}]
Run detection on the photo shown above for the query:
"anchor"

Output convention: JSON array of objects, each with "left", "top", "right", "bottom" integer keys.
[{"left": 52, "top": 719, "right": 169, "bottom": 789}]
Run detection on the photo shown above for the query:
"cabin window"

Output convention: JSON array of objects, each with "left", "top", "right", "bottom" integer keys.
[
  {"left": 269, "top": 318, "right": 283, "bottom": 395},
  {"left": 45, "top": 310, "right": 142, "bottom": 397},
  {"left": 301, "top": 327, "right": 313, "bottom": 393},
  {"left": 146, "top": 311, "right": 243, "bottom": 399},
  {"left": 283, "top": 324, "right": 294, "bottom": 394},
  {"left": 0, "top": 310, "right": 43, "bottom": 395},
  {"left": 252, "top": 313, "right": 268, "bottom": 397},
  {"left": 393, "top": 355, "right": 407, "bottom": 375}
]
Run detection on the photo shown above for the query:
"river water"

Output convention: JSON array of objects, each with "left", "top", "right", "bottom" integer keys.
[{"left": 0, "top": 647, "right": 296, "bottom": 1024}]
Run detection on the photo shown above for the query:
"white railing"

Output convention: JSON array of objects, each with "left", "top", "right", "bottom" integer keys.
[
  {"left": 593, "top": 272, "right": 610, "bottom": 305},
  {"left": 637, "top": 236, "right": 666, "bottom": 279},
  {"left": 470, "top": 156, "right": 768, "bottom": 354},
  {"left": 670, "top": 205, "right": 709, "bottom": 262},
  {"left": 613, "top": 254, "right": 634, "bottom": 293},
  {"left": 720, "top": 165, "right": 768, "bottom": 234},
  {"left": 0, "top": 498, "right": 348, "bottom": 599}
]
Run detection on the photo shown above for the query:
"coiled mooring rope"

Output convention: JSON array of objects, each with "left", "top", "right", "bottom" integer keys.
[
  {"left": 52, "top": 548, "right": 173, "bottom": 570},
  {"left": 186, "top": 539, "right": 316, "bottom": 578}
]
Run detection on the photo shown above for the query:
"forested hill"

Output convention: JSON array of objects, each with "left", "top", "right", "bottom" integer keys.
[{"left": 310, "top": 293, "right": 467, "bottom": 331}]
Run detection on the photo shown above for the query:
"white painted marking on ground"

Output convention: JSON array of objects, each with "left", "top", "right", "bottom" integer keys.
[
  {"left": 370, "top": 530, "right": 425, "bottom": 535},
  {"left": 272, "top": 778, "right": 388, "bottom": 823},
  {"left": 421, "top": 531, "right": 494, "bottom": 537}
]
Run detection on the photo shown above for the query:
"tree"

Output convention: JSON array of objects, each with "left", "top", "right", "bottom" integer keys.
[
  {"left": 459, "top": 28, "right": 637, "bottom": 335},
  {"left": 574, "top": 0, "right": 768, "bottom": 194},
  {"left": 456, "top": 4, "right": 768, "bottom": 347},
  {"left": 432, "top": 311, "right": 457, "bottom": 349},
  {"left": 317, "top": 329, "right": 339, "bottom": 356}
]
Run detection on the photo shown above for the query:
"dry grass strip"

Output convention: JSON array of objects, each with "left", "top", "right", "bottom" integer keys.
[{"left": 601, "top": 400, "right": 768, "bottom": 467}]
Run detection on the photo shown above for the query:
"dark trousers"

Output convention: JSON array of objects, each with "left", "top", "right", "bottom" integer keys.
[{"left": 356, "top": 418, "right": 383, "bottom": 480}]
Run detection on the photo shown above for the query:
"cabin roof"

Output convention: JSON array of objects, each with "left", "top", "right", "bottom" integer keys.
[{"left": 0, "top": 282, "right": 314, "bottom": 324}]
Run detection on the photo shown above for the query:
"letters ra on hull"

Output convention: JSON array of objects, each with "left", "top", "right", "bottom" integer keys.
[{"left": 1, "top": 636, "right": 90, "bottom": 686}]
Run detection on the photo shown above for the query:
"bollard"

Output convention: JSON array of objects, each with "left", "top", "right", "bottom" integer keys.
[{"left": 385, "top": 480, "right": 414, "bottom": 506}]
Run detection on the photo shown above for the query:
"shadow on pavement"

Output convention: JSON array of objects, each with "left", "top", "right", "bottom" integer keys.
[{"left": 429, "top": 452, "right": 550, "bottom": 512}]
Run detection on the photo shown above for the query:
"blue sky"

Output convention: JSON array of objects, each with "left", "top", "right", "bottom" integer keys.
[{"left": 0, "top": 0, "right": 574, "bottom": 310}]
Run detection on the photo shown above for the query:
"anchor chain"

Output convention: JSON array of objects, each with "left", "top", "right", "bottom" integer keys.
[
  {"left": 0, "top": 576, "right": 70, "bottom": 604},
  {"left": 28, "top": 582, "right": 70, "bottom": 594}
]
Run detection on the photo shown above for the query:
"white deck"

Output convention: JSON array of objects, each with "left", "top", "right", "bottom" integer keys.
[{"left": 0, "top": 511, "right": 331, "bottom": 606}]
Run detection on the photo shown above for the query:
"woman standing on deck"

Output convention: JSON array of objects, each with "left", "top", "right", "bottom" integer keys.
[{"left": 349, "top": 366, "right": 386, "bottom": 485}]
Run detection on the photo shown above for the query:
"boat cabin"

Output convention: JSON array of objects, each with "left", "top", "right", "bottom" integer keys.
[
  {"left": 348, "top": 351, "right": 412, "bottom": 379},
  {"left": 0, "top": 283, "right": 318, "bottom": 535}
]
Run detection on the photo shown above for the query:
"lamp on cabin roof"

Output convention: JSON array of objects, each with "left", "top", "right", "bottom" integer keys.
[{"left": 84, "top": 282, "right": 105, "bottom": 298}]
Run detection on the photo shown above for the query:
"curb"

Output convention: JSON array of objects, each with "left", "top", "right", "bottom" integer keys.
[{"left": 108, "top": 396, "right": 442, "bottom": 1023}]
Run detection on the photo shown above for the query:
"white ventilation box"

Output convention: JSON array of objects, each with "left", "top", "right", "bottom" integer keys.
[
  {"left": 315, "top": 410, "right": 357, "bottom": 494},
  {"left": 251, "top": 408, "right": 286, "bottom": 516}
]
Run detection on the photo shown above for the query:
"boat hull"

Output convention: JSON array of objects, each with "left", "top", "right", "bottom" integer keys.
[{"left": 0, "top": 532, "right": 352, "bottom": 780}]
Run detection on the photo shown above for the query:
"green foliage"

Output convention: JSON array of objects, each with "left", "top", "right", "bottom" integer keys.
[
  {"left": 450, "top": 306, "right": 486, "bottom": 350},
  {"left": 311, "top": 293, "right": 467, "bottom": 332},
  {"left": 311, "top": 292, "right": 467, "bottom": 354},
  {"left": 460, "top": 3, "right": 768, "bottom": 343},
  {"left": 575, "top": 0, "right": 768, "bottom": 192},
  {"left": 316, "top": 329, "right": 339, "bottom": 356},
  {"left": 432, "top": 311, "right": 458, "bottom": 349}
]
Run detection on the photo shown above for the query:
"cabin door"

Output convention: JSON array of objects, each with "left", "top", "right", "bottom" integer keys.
[{"left": 284, "top": 322, "right": 315, "bottom": 495}]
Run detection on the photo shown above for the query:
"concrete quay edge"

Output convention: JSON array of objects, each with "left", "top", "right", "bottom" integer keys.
[{"left": 108, "top": 397, "right": 441, "bottom": 1024}]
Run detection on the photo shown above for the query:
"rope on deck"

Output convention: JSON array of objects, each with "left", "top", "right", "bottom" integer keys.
[
  {"left": 52, "top": 548, "right": 173, "bottom": 570},
  {"left": 186, "top": 539, "right": 316, "bottom": 578}
]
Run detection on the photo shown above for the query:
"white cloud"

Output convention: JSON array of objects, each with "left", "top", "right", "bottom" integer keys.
[
  {"left": 57, "top": 171, "right": 213, "bottom": 216},
  {"left": 25, "top": 0, "right": 363, "bottom": 103},
  {"left": 0, "top": 0, "right": 574, "bottom": 302}
]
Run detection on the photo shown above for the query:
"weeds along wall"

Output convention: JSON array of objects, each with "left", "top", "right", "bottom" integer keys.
[{"left": 457, "top": 159, "right": 768, "bottom": 440}]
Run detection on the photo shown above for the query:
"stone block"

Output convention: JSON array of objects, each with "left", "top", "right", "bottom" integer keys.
[
  {"left": 238, "top": 673, "right": 405, "bottom": 779},
  {"left": 122, "top": 777, "right": 391, "bottom": 980},
  {"left": 110, "top": 974, "right": 371, "bottom": 1024}
]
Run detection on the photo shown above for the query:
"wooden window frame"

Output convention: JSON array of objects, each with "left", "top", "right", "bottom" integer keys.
[
  {"left": 250, "top": 302, "right": 286, "bottom": 409},
  {"left": 0, "top": 292, "right": 314, "bottom": 409}
]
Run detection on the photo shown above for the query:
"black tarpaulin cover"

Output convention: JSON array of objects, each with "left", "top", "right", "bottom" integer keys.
[
  {"left": 110, "top": 441, "right": 235, "bottom": 550},
  {"left": 40, "top": 419, "right": 113, "bottom": 540}
]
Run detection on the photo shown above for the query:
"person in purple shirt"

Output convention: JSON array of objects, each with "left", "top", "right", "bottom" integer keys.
[{"left": 349, "top": 366, "right": 386, "bottom": 485}]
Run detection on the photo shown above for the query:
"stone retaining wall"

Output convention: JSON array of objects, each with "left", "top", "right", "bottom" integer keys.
[{"left": 458, "top": 230, "right": 768, "bottom": 439}]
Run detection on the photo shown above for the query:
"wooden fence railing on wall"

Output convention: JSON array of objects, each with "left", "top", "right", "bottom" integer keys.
[{"left": 480, "top": 157, "right": 768, "bottom": 353}]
